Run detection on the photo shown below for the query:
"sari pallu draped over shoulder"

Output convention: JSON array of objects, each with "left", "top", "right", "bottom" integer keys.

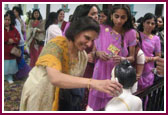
[
  {"left": 26, "top": 20, "right": 46, "bottom": 48},
  {"left": 20, "top": 36, "right": 88, "bottom": 111}
]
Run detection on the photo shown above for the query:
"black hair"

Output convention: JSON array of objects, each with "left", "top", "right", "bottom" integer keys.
[
  {"left": 57, "top": 9, "right": 64, "bottom": 16},
  {"left": 27, "top": 11, "right": 32, "bottom": 19},
  {"left": 115, "top": 60, "right": 136, "bottom": 89},
  {"left": 132, "top": 16, "right": 136, "bottom": 24},
  {"left": 137, "top": 17, "right": 143, "bottom": 23},
  {"left": 45, "top": 12, "right": 58, "bottom": 30},
  {"left": 70, "top": 5, "right": 83, "bottom": 22},
  {"left": 12, "top": 6, "right": 23, "bottom": 17},
  {"left": 136, "top": 30, "right": 142, "bottom": 48},
  {"left": 65, "top": 16, "right": 100, "bottom": 41},
  {"left": 69, "top": 14, "right": 73, "bottom": 22},
  {"left": 137, "top": 13, "right": 157, "bottom": 34},
  {"left": 100, "top": 9, "right": 109, "bottom": 17},
  {"left": 105, "top": 4, "right": 134, "bottom": 31},
  {"left": 71, "top": 4, "right": 100, "bottom": 22},
  {"left": 4, "top": 10, "right": 16, "bottom": 30},
  {"left": 31, "top": 9, "right": 42, "bottom": 20},
  {"left": 157, "top": 16, "right": 164, "bottom": 31},
  {"left": 105, "top": 4, "right": 133, "bottom": 48}
]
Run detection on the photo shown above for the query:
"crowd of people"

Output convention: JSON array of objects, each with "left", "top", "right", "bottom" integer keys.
[{"left": 4, "top": 4, "right": 164, "bottom": 111}]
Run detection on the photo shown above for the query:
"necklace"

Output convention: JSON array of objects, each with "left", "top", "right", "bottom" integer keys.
[
  {"left": 110, "top": 30, "right": 120, "bottom": 40},
  {"left": 111, "top": 28, "right": 125, "bottom": 41}
]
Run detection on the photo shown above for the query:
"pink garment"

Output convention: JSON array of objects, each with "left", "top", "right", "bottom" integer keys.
[
  {"left": 29, "top": 20, "right": 44, "bottom": 68},
  {"left": 88, "top": 24, "right": 137, "bottom": 110},
  {"left": 138, "top": 32, "right": 161, "bottom": 90},
  {"left": 29, "top": 39, "right": 43, "bottom": 67},
  {"left": 62, "top": 22, "right": 70, "bottom": 36},
  {"left": 32, "top": 20, "right": 40, "bottom": 27}
]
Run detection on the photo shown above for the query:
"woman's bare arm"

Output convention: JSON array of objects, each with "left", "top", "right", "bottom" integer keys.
[{"left": 46, "top": 67, "right": 123, "bottom": 96}]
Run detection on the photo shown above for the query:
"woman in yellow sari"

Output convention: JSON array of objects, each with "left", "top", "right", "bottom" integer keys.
[{"left": 20, "top": 17, "right": 122, "bottom": 111}]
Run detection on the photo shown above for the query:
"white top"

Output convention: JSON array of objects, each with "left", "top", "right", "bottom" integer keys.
[
  {"left": 44, "top": 24, "right": 62, "bottom": 45},
  {"left": 105, "top": 89, "right": 143, "bottom": 111},
  {"left": 137, "top": 49, "right": 145, "bottom": 64},
  {"left": 87, "top": 89, "right": 143, "bottom": 111},
  {"left": 15, "top": 19, "right": 24, "bottom": 46},
  {"left": 105, "top": 63, "right": 143, "bottom": 111},
  {"left": 130, "top": 81, "right": 138, "bottom": 94},
  {"left": 130, "top": 49, "right": 145, "bottom": 93},
  {"left": 87, "top": 64, "right": 143, "bottom": 111}
]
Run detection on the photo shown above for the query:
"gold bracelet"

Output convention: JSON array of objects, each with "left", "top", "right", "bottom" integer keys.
[{"left": 88, "top": 79, "right": 92, "bottom": 90}]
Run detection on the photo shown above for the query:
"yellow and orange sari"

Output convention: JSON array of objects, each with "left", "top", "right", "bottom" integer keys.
[{"left": 20, "top": 36, "right": 88, "bottom": 111}]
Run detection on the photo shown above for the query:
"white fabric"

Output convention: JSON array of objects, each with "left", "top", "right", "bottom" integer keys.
[
  {"left": 45, "top": 24, "right": 62, "bottom": 45},
  {"left": 20, "top": 50, "right": 88, "bottom": 111},
  {"left": 26, "top": 27, "right": 38, "bottom": 49},
  {"left": 87, "top": 89, "right": 142, "bottom": 111},
  {"left": 104, "top": 67, "right": 142, "bottom": 111},
  {"left": 105, "top": 89, "right": 142, "bottom": 111},
  {"left": 86, "top": 106, "right": 94, "bottom": 111},
  {"left": 86, "top": 67, "right": 142, "bottom": 111},
  {"left": 130, "top": 81, "right": 138, "bottom": 94},
  {"left": 137, "top": 49, "right": 145, "bottom": 64},
  {"left": 15, "top": 19, "right": 24, "bottom": 46}
]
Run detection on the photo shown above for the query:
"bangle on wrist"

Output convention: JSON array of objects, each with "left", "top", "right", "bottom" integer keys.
[
  {"left": 150, "top": 57, "right": 154, "bottom": 62},
  {"left": 88, "top": 79, "right": 92, "bottom": 90},
  {"left": 91, "top": 51, "right": 96, "bottom": 59}
]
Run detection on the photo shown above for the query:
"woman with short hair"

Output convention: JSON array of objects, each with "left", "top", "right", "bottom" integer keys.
[{"left": 20, "top": 17, "right": 122, "bottom": 111}]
